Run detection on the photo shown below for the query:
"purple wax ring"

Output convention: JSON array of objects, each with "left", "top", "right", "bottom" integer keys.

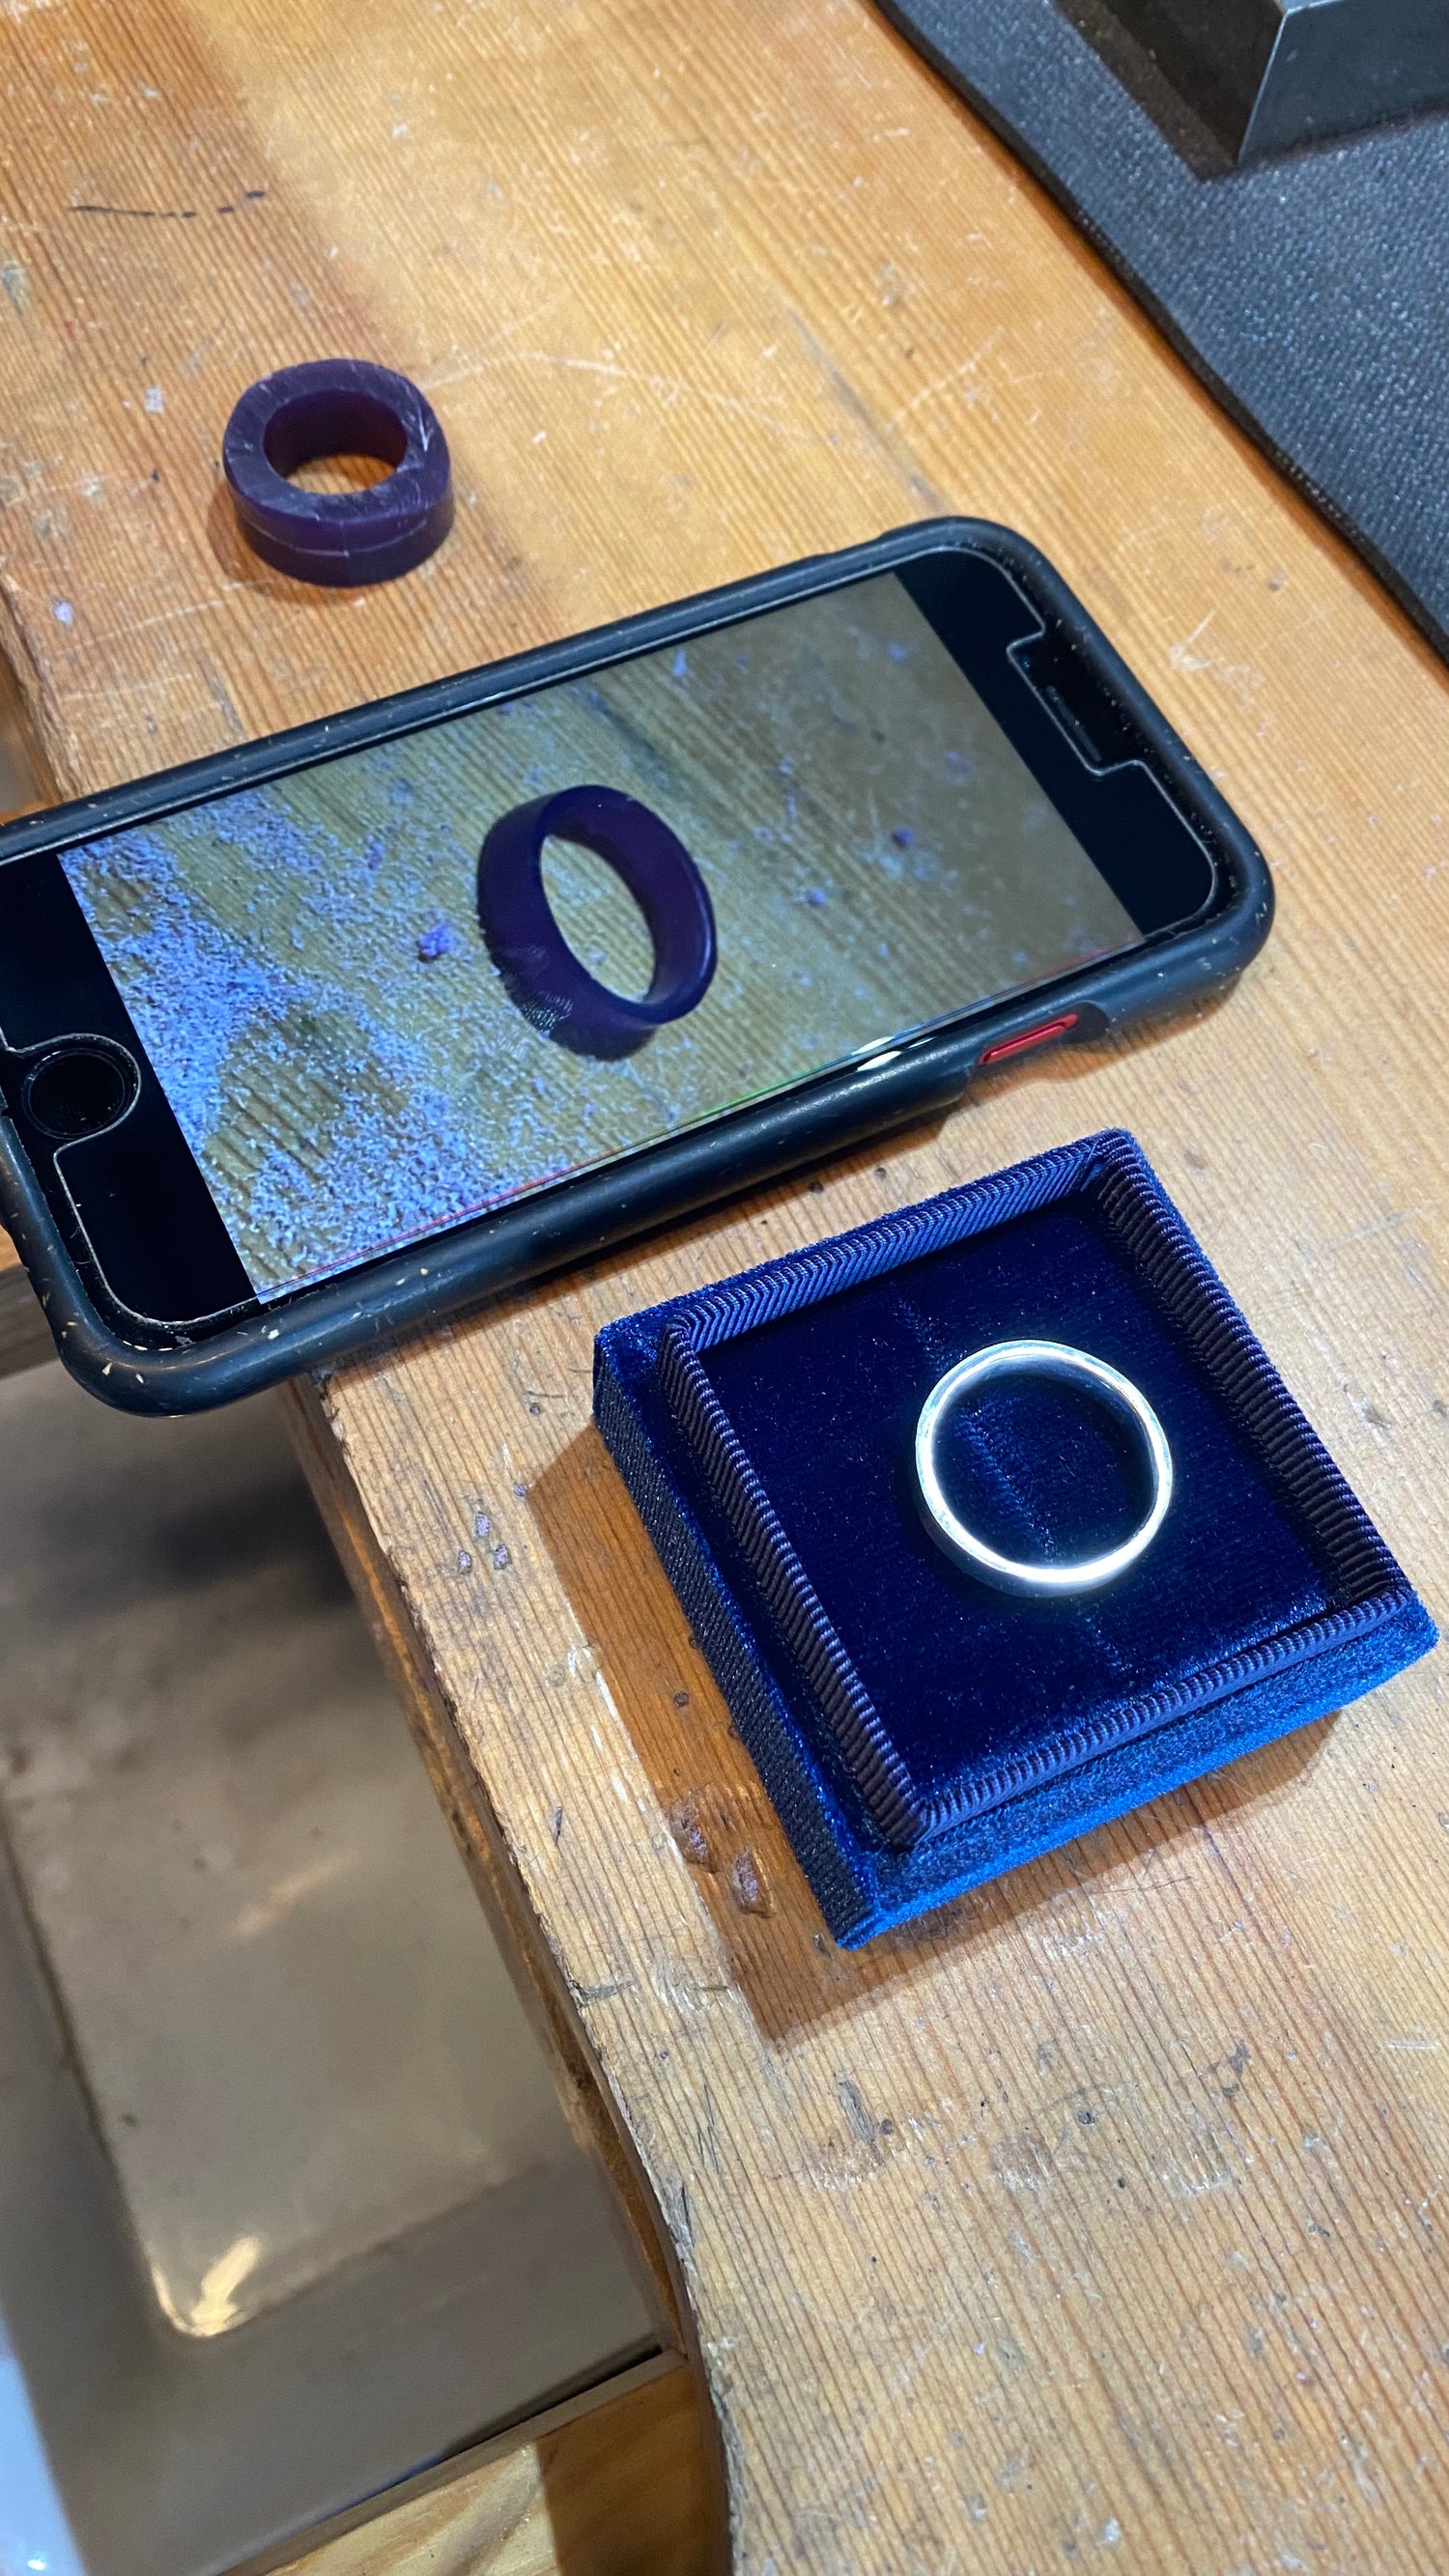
[
  {"left": 477, "top": 784, "right": 718, "bottom": 1061},
  {"left": 222, "top": 357, "right": 453, "bottom": 587}
]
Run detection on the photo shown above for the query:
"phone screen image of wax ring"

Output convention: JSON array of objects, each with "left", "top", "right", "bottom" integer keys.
[
  {"left": 56, "top": 570, "right": 1147, "bottom": 1310},
  {"left": 476, "top": 784, "right": 717, "bottom": 1060}
]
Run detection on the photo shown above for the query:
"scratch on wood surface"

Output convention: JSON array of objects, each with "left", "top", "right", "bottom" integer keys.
[
  {"left": 71, "top": 200, "right": 200, "bottom": 219},
  {"left": 67, "top": 188, "right": 266, "bottom": 221},
  {"left": 422, "top": 347, "right": 823, "bottom": 443},
  {"left": 784, "top": 304, "right": 951, "bottom": 512},
  {"left": 661, "top": 2175, "right": 695, "bottom": 2257},
  {"left": 882, "top": 327, "right": 1005, "bottom": 432},
  {"left": 85, "top": 595, "right": 237, "bottom": 645},
  {"left": 1168, "top": 609, "right": 1217, "bottom": 670},
  {"left": 1324, "top": 1207, "right": 1418, "bottom": 1251},
  {"left": 574, "top": 1975, "right": 637, "bottom": 2007},
  {"left": 836, "top": 2075, "right": 880, "bottom": 2154}
]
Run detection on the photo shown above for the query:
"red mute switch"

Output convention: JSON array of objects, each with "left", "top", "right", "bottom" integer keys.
[{"left": 979, "top": 1012, "right": 1080, "bottom": 1066}]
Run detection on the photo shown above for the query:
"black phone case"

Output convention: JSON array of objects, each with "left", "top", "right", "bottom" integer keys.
[{"left": 0, "top": 518, "right": 1272, "bottom": 1412}]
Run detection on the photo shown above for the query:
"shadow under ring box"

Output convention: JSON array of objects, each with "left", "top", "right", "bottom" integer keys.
[{"left": 595, "top": 1130, "right": 1435, "bottom": 1944}]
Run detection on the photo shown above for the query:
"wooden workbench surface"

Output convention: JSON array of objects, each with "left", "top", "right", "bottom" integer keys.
[{"left": 3, "top": 4, "right": 1448, "bottom": 2568}]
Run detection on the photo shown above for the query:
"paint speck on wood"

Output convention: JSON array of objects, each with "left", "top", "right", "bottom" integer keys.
[
  {"left": 728, "top": 1847, "right": 772, "bottom": 1915},
  {"left": 668, "top": 1797, "right": 715, "bottom": 1871}
]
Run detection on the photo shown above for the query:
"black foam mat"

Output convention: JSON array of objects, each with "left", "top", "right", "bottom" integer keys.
[{"left": 877, "top": 0, "right": 1449, "bottom": 660}]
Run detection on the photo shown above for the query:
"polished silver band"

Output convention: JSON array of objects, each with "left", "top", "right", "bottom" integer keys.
[{"left": 913, "top": 1338, "right": 1174, "bottom": 1599}]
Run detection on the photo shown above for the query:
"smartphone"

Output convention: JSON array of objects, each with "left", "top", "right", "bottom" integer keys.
[{"left": 0, "top": 518, "right": 1270, "bottom": 1412}]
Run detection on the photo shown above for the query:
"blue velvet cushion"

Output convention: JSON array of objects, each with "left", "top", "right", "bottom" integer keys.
[{"left": 595, "top": 1132, "right": 1435, "bottom": 1943}]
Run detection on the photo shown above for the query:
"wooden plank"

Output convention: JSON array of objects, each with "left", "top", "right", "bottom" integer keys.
[
  {"left": 282, "top": 1374, "right": 698, "bottom": 2348},
  {"left": 273, "top": 2362, "right": 711, "bottom": 2576},
  {"left": 0, "top": 621, "right": 51, "bottom": 821},
  {"left": 2, "top": 3, "right": 1448, "bottom": 2570},
  {"left": 0, "top": 637, "right": 59, "bottom": 1376},
  {"left": 0, "top": 1230, "right": 57, "bottom": 1379}
]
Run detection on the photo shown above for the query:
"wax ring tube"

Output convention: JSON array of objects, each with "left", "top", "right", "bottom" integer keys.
[
  {"left": 222, "top": 356, "right": 453, "bottom": 586},
  {"left": 477, "top": 783, "right": 718, "bottom": 1060}
]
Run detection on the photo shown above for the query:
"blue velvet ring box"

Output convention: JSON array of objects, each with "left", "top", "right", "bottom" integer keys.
[{"left": 594, "top": 1131, "right": 1435, "bottom": 1944}]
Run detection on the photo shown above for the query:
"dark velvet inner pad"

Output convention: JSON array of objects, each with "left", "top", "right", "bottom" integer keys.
[{"left": 697, "top": 1195, "right": 1335, "bottom": 1808}]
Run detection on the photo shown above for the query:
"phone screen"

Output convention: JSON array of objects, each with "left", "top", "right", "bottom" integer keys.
[{"left": 55, "top": 570, "right": 1145, "bottom": 1306}]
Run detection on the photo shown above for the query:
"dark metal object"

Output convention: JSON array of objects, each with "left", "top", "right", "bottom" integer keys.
[
  {"left": 222, "top": 357, "right": 453, "bottom": 587},
  {"left": 1100, "top": 0, "right": 1449, "bottom": 162},
  {"left": 477, "top": 784, "right": 718, "bottom": 1060},
  {"left": 875, "top": 0, "right": 1449, "bottom": 664}
]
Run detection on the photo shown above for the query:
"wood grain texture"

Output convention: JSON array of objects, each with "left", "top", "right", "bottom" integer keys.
[
  {"left": 3, "top": 3, "right": 1448, "bottom": 2571},
  {"left": 0, "top": 1229, "right": 58, "bottom": 1377},
  {"left": 276, "top": 2364, "right": 710, "bottom": 2576},
  {"left": 0, "top": 641, "right": 57, "bottom": 1373},
  {"left": 0, "top": 625, "right": 51, "bottom": 819}
]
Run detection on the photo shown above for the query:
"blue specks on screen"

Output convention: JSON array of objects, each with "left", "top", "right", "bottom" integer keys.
[{"left": 58, "top": 572, "right": 1138, "bottom": 1304}]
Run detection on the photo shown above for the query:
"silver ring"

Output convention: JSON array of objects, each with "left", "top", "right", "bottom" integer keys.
[{"left": 913, "top": 1338, "right": 1174, "bottom": 1598}]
